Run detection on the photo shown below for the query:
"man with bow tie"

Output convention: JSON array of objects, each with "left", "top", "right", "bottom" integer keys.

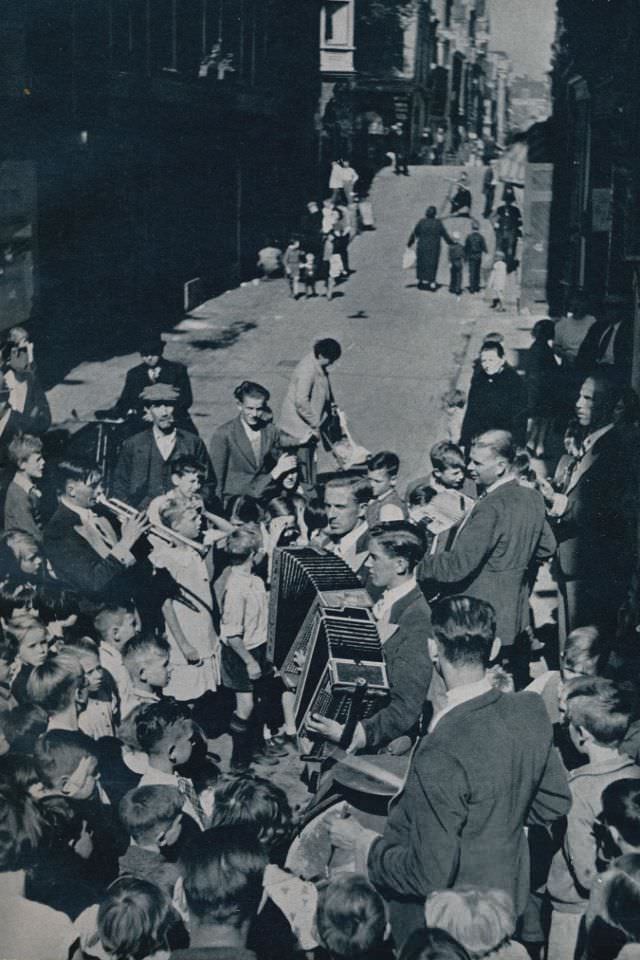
[
  {"left": 44, "top": 459, "right": 148, "bottom": 609},
  {"left": 306, "top": 521, "right": 433, "bottom": 754},
  {"left": 96, "top": 334, "right": 196, "bottom": 434},
  {"left": 542, "top": 373, "right": 636, "bottom": 647}
]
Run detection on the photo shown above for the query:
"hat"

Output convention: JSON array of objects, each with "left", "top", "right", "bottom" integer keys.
[
  {"left": 140, "top": 383, "right": 179, "bottom": 406},
  {"left": 139, "top": 335, "right": 164, "bottom": 355}
]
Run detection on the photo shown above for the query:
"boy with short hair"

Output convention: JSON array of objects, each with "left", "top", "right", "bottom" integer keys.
[
  {"left": 26, "top": 651, "right": 88, "bottom": 732},
  {"left": 4, "top": 432, "right": 45, "bottom": 540},
  {"left": 429, "top": 440, "right": 467, "bottom": 493},
  {"left": 219, "top": 527, "right": 284, "bottom": 773},
  {"left": 63, "top": 635, "right": 117, "bottom": 739},
  {"left": 121, "top": 633, "right": 171, "bottom": 719},
  {"left": 365, "top": 452, "right": 406, "bottom": 525},
  {"left": 283, "top": 235, "right": 303, "bottom": 299},
  {"left": 118, "top": 784, "right": 185, "bottom": 895},
  {"left": 547, "top": 677, "right": 640, "bottom": 960},
  {"left": 135, "top": 699, "right": 206, "bottom": 829},
  {"left": 602, "top": 778, "right": 640, "bottom": 857},
  {"left": 94, "top": 602, "right": 140, "bottom": 707},
  {"left": 448, "top": 231, "right": 465, "bottom": 296},
  {"left": 316, "top": 874, "right": 392, "bottom": 960}
]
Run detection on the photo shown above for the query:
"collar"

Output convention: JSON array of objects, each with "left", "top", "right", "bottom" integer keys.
[
  {"left": 484, "top": 474, "right": 516, "bottom": 495},
  {"left": 583, "top": 422, "right": 614, "bottom": 454},
  {"left": 430, "top": 675, "right": 494, "bottom": 731},
  {"left": 153, "top": 426, "right": 177, "bottom": 445},
  {"left": 374, "top": 487, "right": 397, "bottom": 503},
  {"left": 570, "top": 753, "right": 637, "bottom": 779},
  {"left": 13, "top": 471, "right": 37, "bottom": 495},
  {"left": 334, "top": 520, "right": 368, "bottom": 556},
  {"left": 100, "top": 641, "right": 123, "bottom": 662},
  {"left": 380, "top": 576, "right": 417, "bottom": 613},
  {"left": 240, "top": 417, "right": 262, "bottom": 444},
  {"left": 61, "top": 496, "right": 96, "bottom": 524}
]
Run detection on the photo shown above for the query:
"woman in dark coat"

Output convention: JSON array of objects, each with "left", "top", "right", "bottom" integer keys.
[
  {"left": 407, "top": 205, "right": 452, "bottom": 290},
  {"left": 460, "top": 340, "right": 527, "bottom": 451}
]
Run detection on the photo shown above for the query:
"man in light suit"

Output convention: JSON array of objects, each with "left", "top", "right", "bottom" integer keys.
[
  {"left": 208, "top": 381, "right": 297, "bottom": 507},
  {"left": 307, "top": 521, "right": 433, "bottom": 753},
  {"left": 112, "top": 384, "right": 215, "bottom": 509},
  {"left": 327, "top": 596, "right": 571, "bottom": 948},
  {"left": 543, "top": 373, "right": 636, "bottom": 645},
  {"left": 279, "top": 337, "right": 341, "bottom": 493}
]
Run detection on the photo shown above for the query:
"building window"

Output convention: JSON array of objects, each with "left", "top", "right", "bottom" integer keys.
[{"left": 324, "top": 1, "right": 350, "bottom": 46}]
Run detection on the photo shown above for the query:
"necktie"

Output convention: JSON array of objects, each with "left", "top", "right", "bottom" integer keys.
[{"left": 177, "top": 775, "right": 206, "bottom": 827}]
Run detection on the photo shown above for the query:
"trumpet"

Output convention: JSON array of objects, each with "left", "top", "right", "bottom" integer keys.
[{"left": 96, "top": 494, "right": 209, "bottom": 556}]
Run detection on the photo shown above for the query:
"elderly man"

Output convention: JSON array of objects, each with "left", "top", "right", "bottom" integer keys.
[
  {"left": 112, "top": 383, "right": 214, "bottom": 509},
  {"left": 542, "top": 372, "right": 636, "bottom": 644},
  {"left": 417, "top": 429, "right": 555, "bottom": 685},
  {"left": 326, "top": 596, "right": 571, "bottom": 949}
]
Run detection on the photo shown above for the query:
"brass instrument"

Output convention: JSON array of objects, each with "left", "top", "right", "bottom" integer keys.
[{"left": 95, "top": 494, "right": 209, "bottom": 556}]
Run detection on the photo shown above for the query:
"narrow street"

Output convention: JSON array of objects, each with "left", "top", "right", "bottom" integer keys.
[{"left": 48, "top": 165, "right": 494, "bottom": 485}]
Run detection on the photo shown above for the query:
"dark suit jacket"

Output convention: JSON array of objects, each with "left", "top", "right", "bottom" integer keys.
[
  {"left": 362, "top": 587, "right": 432, "bottom": 751},
  {"left": 114, "top": 359, "right": 193, "bottom": 418},
  {"left": 209, "top": 417, "right": 280, "bottom": 503},
  {"left": 417, "top": 480, "right": 555, "bottom": 646},
  {"left": 554, "top": 426, "right": 636, "bottom": 585},
  {"left": 575, "top": 319, "right": 633, "bottom": 383},
  {"left": 112, "top": 428, "right": 215, "bottom": 509},
  {"left": 44, "top": 503, "right": 130, "bottom": 604},
  {"left": 368, "top": 688, "right": 571, "bottom": 945}
]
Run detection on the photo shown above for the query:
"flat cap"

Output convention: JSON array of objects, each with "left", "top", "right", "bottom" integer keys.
[{"left": 140, "top": 383, "right": 179, "bottom": 405}]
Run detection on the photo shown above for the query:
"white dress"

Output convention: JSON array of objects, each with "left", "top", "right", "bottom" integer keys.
[{"left": 150, "top": 540, "right": 220, "bottom": 700}]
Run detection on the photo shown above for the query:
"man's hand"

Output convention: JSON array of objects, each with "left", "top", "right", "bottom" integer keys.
[
  {"left": 246, "top": 656, "right": 262, "bottom": 680},
  {"left": 306, "top": 713, "right": 344, "bottom": 744},
  {"left": 538, "top": 478, "right": 555, "bottom": 504},
  {"left": 119, "top": 511, "right": 150, "bottom": 550},
  {"left": 326, "top": 809, "right": 365, "bottom": 851},
  {"left": 271, "top": 453, "right": 298, "bottom": 480},
  {"left": 182, "top": 644, "right": 202, "bottom": 665}
]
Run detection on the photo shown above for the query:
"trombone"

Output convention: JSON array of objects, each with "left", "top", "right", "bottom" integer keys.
[{"left": 96, "top": 494, "right": 209, "bottom": 556}]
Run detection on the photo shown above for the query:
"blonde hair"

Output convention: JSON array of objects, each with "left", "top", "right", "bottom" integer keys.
[{"left": 424, "top": 888, "right": 515, "bottom": 958}]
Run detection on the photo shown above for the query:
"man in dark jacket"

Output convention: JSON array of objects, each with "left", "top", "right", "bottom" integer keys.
[
  {"left": 464, "top": 223, "right": 488, "bottom": 293},
  {"left": 327, "top": 596, "right": 571, "bottom": 949}
]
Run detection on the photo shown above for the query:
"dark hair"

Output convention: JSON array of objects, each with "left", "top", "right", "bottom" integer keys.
[
  {"left": 513, "top": 450, "right": 536, "bottom": 485},
  {"left": 180, "top": 825, "right": 267, "bottom": 926},
  {"left": 532, "top": 319, "right": 555, "bottom": 342},
  {"left": 314, "top": 338, "right": 342, "bottom": 363},
  {"left": 304, "top": 498, "right": 328, "bottom": 535},
  {"left": 134, "top": 699, "right": 191, "bottom": 755},
  {"left": 480, "top": 340, "right": 505, "bottom": 358},
  {"left": 564, "top": 418, "right": 583, "bottom": 442},
  {"left": 119, "top": 785, "right": 183, "bottom": 844},
  {"left": 316, "top": 874, "right": 387, "bottom": 959},
  {"left": 367, "top": 451, "right": 400, "bottom": 477},
  {"left": 367, "top": 521, "right": 426, "bottom": 572},
  {"left": 55, "top": 459, "right": 101, "bottom": 494},
  {"left": 603, "top": 779, "right": 640, "bottom": 849},
  {"left": 98, "top": 876, "right": 173, "bottom": 960},
  {"left": 227, "top": 494, "right": 264, "bottom": 525},
  {"left": 0, "top": 630, "right": 17, "bottom": 665},
  {"left": 210, "top": 774, "right": 293, "bottom": 858},
  {"left": 431, "top": 596, "right": 496, "bottom": 667},
  {"left": 590, "top": 854, "right": 640, "bottom": 946},
  {"left": 400, "top": 927, "right": 471, "bottom": 960},
  {"left": 233, "top": 381, "right": 270, "bottom": 403},
  {"left": 564, "top": 677, "right": 636, "bottom": 747},
  {"left": 0, "top": 781, "right": 44, "bottom": 871},
  {"left": 426, "top": 206, "right": 437, "bottom": 219},
  {"left": 430, "top": 440, "right": 465, "bottom": 472},
  {"left": 586, "top": 371, "right": 623, "bottom": 420},
  {"left": 472, "top": 430, "right": 516, "bottom": 465},
  {"left": 407, "top": 482, "right": 439, "bottom": 507},
  {"left": 324, "top": 474, "right": 372, "bottom": 507},
  {"left": 168, "top": 455, "right": 205, "bottom": 479},
  {"left": 3, "top": 703, "right": 48, "bottom": 754}
]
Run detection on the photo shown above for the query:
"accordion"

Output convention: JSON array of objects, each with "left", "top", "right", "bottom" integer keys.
[
  {"left": 295, "top": 604, "right": 389, "bottom": 760},
  {"left": 268, "top": 546, "right": 371, "bottom": 669}
]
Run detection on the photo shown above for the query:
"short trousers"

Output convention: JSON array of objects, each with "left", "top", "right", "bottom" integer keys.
[{"left": 221, "top": 642, "right": 270, "bottom": 693}]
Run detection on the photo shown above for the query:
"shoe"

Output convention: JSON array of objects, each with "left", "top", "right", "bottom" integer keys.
[
  {"left": 251, "top": 750, "right": 279, "bottom": 766},
  {"left": 271, "top": 733, "right": 297, "bottom": 750},
  {"left": 229, "top": 757, "right": 252, "bottom": 774},
  {"left": 261, "top": 739, "right": 288, "bottom": 758}
]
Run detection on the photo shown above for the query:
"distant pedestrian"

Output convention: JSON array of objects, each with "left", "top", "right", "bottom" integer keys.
[
  {"left": 494, "top": 190, "right": 522, "bottom": 270},
  {"left": 407, "top": 206, "right": 452, "bottom": 291},
  {"left": 256, "top": 239, "right": 283, "bottom": 279},
  {"left": 465, "top": 223, "right": 488, "bottom": 293},
  {"left": 482, "top": 161, "right": 498, "bottom": 218},
  {"left": 488, "top": 251, "right": 507, "bottom": 310},
  {"left": 301, "top": 253, "right": 317, "bottom": 298},
  {"left": 450, "top": 172, "right": 472, "bottom": 216},
  {"left": 448, "top": 233, "right": 464, "bottom": 296},
  {"left": 283, "top": 236, "right": 302, "bottom": 299}
]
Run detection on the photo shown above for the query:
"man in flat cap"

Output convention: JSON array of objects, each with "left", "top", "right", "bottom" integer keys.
[
  {"left": 112, "top": 383, "right": 215, "bottom": 509},
  {"left": 96, "top": 334, "right": 196, "bottom": 434}
]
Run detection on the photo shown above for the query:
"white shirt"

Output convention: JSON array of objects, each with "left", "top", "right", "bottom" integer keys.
[
  {"left": 372, "top": 575, "right": 417, "bottom": 630},
  {"left": 153, "top": 427, "right": 177, "bottom": 461},
  {"left": 241, "top": 417, "right": 262, "bottom": 465},
  {"left": 429, "top": 675, "right": 493, "bottom": 731},
  {"left": 330, "top": 521, "right": 368, "bottom": 571},
  {"left": 374, "top": 488, "right": 405, "bottom": 522},
  {"left": 549, "top": 423, "right": 614, "bottom": 516},
  {"left": 5, "top": 369, "right": 27, "bottom": 413}
]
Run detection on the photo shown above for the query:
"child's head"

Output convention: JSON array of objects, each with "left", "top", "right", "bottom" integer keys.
[
  {"left": 1, "top": 530, "right": 43, "bottom": 579},
  {"left": 122, "top": 634, "right": 171, "bottom": 690},
  {"left": 561, "top": 625, "right": 603, "bottom": 681},
  {"left": 97, "top": 876, "right": 173, "bottom": 960},
  {"left": 304, "top": 498, "right": 328, "bottom": 537},
  {"left": 430, "top": 440, "right": 466, "bottom": 490},
  {"left": 8, "top": 433, "right": 44, "bottom": 479},
  {"left": 399, "top": 928, "right": 471, "bottom": 960},
  {"left": 210, "top": 773, "right": 293, "bottom": 861},
  {"left": 602, "top": 779, "right": 640, "bottom": 856},
  {"left": 2, "top": 703, "right": 47, "bottom": 754},
  {"left": 226, "top": 526, "right": 262, "bottom": 567},
  {"left": 159, "top": 500, "right": 201, "bottom": 542},
  {"left": 0, "top": 630, "right": 18, "bottom": 686},
  {"left": 119, "top": 784, "right": 184, "bottom": 850},
  {"left": 168, "top": 455, "right": 204, "bottom": 499},
  {"left": 316, "top": 874, "right": 387, "bottom": 959},
  {"left": 0, "top": 781, "right": 43, "bottom": 872},
  {"left": 532, "top": 318, "right": 555, "bottom": 345},
  {"left": 26, "top": 651, "right": 88, "bottom": 717},
  {"left": 61, "top": 636, "right": 103, "bottom": 693},
  {"left": 179, "top": 825, "right": 267, "bottom": 934},
  {"left": 227, "top": 494, "right": 264, "bottom": 527},
  {"left": 12, "top": 620, "right": 49, "bottom": 668},
  {"left": 563, "top": 676, "right": 635, "bottom": 752},
  {"left": 289, "top": 235, "right": 301, "bottom": 248},
  {"left": 34, "top": 729, "right": 100, "bottom": 800},
  {"left": 424, "top": 887, "right": 516, "bottom": 959},
  {"left": 406, "top": 482, "right": 439, "bottom": 526},
  {"left": 366, "top": 451, "right": 400, "bottom": 498},
  {"left": 265, "top": 497, "right": 300, "bottom": 547},
  {"left": 135, "top": 699, "right": 195, "bottom": 768},
  {"left": 94, "top": 602, "right": 140, "bottom": 649}
]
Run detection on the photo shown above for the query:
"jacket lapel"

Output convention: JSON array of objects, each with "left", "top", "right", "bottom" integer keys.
[
  {"left": 565, "top": 433, "right": 608, "bottom": 495},
  {"left": 232, "top": 417, "right": 260, "bottom": 468},
  {"left": 389, "top": 587, "right": 422, "bottom": 625}
]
